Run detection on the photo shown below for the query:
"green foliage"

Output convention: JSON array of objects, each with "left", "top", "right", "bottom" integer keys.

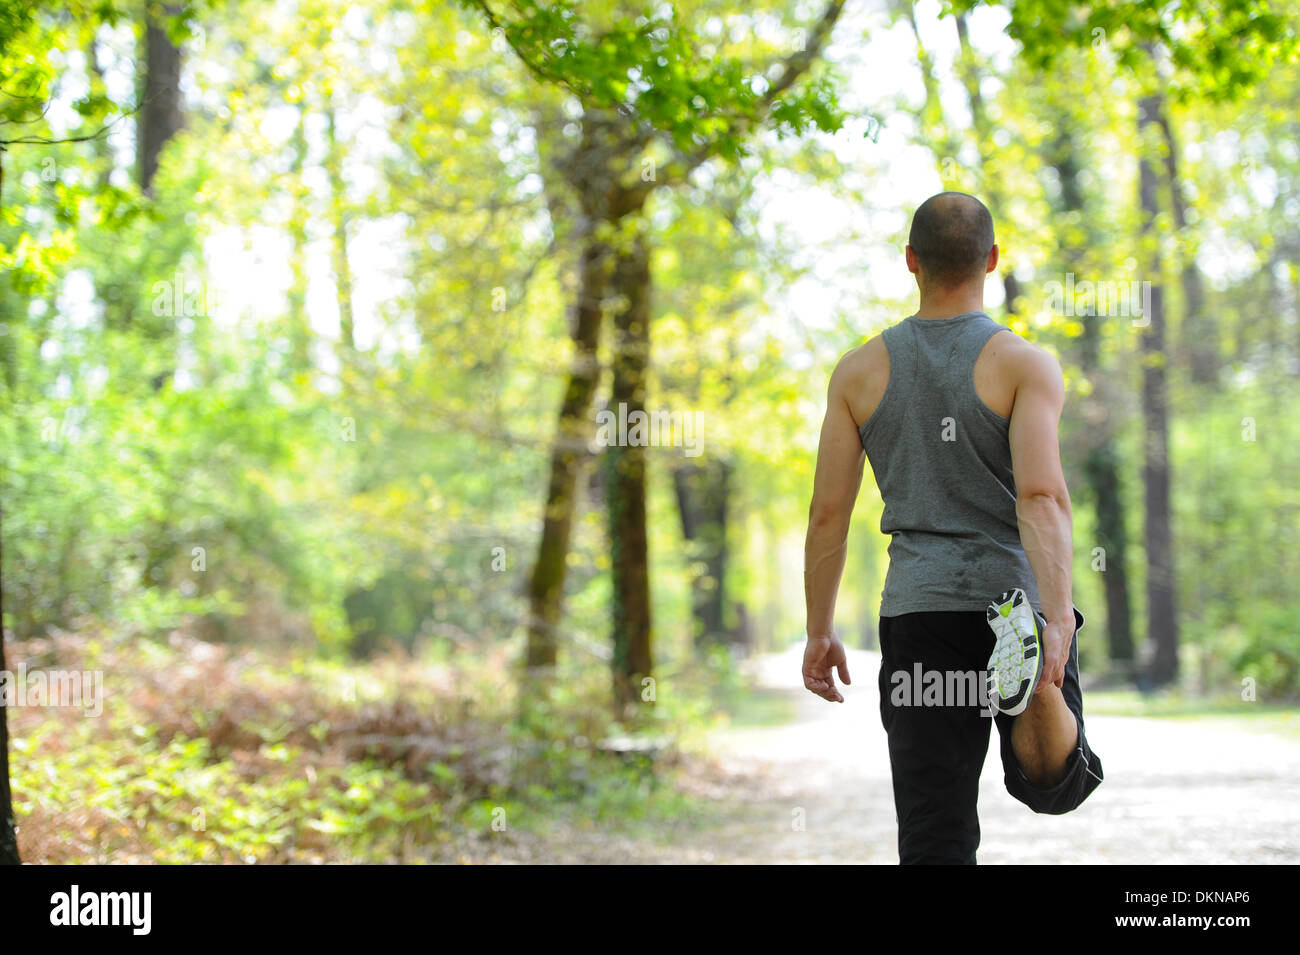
[
  {"left": 1172, "top": 379, "right": 1300, "bottom": 698},
  {"left": 2, "top": 0, "right": 1289, "bottom": 676},
  {"left": 461, "top": 0, "right": 851, "bottom": 164},
  {"left": 4, "top": 0, "right": 1300, "bottom": 865},
  {"left": 7, "top": 629, "right": 714, "bottom": 861},
  {"left": 952, "top": 0, "right": 1299, "bottom": 100}
]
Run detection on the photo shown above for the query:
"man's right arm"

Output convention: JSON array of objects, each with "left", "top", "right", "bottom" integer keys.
[{"left": 1007, "top": 343, "right": 1075, "bottom": 690}]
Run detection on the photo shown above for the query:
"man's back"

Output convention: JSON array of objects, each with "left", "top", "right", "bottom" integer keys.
[{"left": 840, "top": 311, "right": 1049, "bottom": 617}]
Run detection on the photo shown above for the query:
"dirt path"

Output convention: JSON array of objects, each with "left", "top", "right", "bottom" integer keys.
[
  {"left": 605, "top": 644, "right": 1300, "bottom": 864},
  {"left": 473, "top": 645, "right": 1300, "bottom": 863}
]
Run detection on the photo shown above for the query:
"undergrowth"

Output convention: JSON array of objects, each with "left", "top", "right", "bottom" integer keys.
[{"left": 6, "top": 627, "right": 736, "bottom": 863}]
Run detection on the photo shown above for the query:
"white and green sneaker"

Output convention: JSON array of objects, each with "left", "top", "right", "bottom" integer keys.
[{"left": 985, "top": 588, "right": 1042, "bottom": 717}]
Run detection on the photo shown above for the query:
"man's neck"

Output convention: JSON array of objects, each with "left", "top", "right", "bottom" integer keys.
[{"left": 914, "top": 286, "right": 985, "bottom": 319}]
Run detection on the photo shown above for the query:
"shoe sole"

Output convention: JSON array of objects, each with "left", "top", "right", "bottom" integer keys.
[{"left": 985, "top": 588, "right": 1042, "bottom": 717}]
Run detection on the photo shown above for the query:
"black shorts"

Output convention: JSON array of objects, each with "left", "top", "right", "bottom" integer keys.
[{"left": 877, "top": 607, "right": 1104, "bottom": 864}]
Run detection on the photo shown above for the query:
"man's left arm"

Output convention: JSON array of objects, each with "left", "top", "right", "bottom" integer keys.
[{"left": 802, "top": 355, "right": 866, "bottom": 702}]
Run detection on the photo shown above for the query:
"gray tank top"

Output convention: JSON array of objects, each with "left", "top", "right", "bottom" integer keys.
[{"left": 858, "top": 311, "right": 1041, "bottom": 618}]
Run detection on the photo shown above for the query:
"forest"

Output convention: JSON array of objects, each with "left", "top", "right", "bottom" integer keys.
[{"left": 1, "top": 0, "right": 1297, "bottom": 865}]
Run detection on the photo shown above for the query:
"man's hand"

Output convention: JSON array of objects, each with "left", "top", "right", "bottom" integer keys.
[
  {"left": 1036, "top": 619, "right": 1073, "bottom": 694},
  {"left": 803, "top": 633, "right": 851, "bottom": 703}
]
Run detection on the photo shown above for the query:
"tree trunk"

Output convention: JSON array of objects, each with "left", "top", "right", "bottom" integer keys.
[
  {"left": 899, "top": 1, "right": 960, "bottom": 167},
  {"left": 1048, "top": 124, "right": 1136, "bottom": 673},
  {"left": 1294, "top": 268, "right": 1300, "bottom": 369},
  {"left": 287, "top": 105, "right": 312, "bottom": 371},
  {"left": 672, "top": 459, "right": 731, "bottom": 647},
  {"left": 522, "top": 110, "right": 651, "bottom": 674},
  {"left": 1003, "top": 273, "right": 1022, "bottom": 315},
  {"left": 138, "top": 3, "right": 184, "bottom": 196},
  {"left": 1082, "top": 439, "right": 1136, "bottom": 669},
  {"left": 1154, "top": 103, "right": 1216, "bottom": 386},
  {"left": 86, "top": 36, "right": 114, "bottom": 193},
  {"left": 1137, "top": 93, "right": 1181, "bottom": 687},
  {"left": 606, "top": 227, "right": 653, "bottom": 716},
  {"left": 953, "top": 13, "right": 1019, "bottom": 315},
  {"left": 324, "top": 106, "right": 356, "bottom": 360},
  {"left": 0, "top": 500, "right": 20, "bottom": 865},
  {"left": 524, "top": 229, "right": 609, "bottom": 669},
  {"left": 138, "top": 2, "right": 185, "bottom": 390}
]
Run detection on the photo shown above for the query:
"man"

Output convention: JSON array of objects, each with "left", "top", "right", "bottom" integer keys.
[{"left": 801, "top": 192, "right": 1103, "bottom": 864}]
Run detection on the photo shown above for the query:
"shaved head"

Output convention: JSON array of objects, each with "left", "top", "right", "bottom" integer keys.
[{"left": 908, "top": 192, "right": 995, "bottom": 288}]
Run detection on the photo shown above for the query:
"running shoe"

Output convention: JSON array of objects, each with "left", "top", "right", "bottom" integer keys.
[{"left": 985, "top": 588, "right": 1042, "bottom": 716}]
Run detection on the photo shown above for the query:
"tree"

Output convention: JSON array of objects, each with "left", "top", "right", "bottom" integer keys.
[
  {"left": 1136, "top": 85, "right": 1180, "bottom": 686},
  {"left": 951, "top": 9, "right": 1023, "bottom": 310},
  {"left": 605, "top": 224, "right": 653, "bottom": 710},
  {"left": 139, "top": 1, "right": 185, "bottom": 196},
  {"left": 324, "top": 104, "right": 357, "bottom": 363},
  {"left": 672, "top": 458, "right": 732, "bottom": 646},
  {"left": 1003, "top": 42, "right": 1141, "bottom": 676},
  {"left": 0, "top": 500, "right": 16, "bottom": 864},
  {"left": 465, "top": 0, "right": 851, "bottom": 710},
  {"left": 1154, "top": 106, "right": 1215, "bottom": 385}
]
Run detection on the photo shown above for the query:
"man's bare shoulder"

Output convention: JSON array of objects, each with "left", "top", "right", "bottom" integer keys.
[
  {"left": 831, "top": 334, "right": 889, "bottom": 426},
  {"left": 833, "top": 334, "right": 887, "bottom": 378},
  {"left": 994, "top": 333, "right": 1064, "bottom": 414},
  {"left": 993, "top": 331, "right": 1063, "bottom": 384}
]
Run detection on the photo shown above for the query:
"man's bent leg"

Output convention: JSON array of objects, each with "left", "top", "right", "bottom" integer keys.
[
  {"left": 879, "top": 612, "right": 993, "bottom": 864},
  {"left": 1009, "top": 683, "right": 1078, "bottom": 786},
  {"left": 993, "top": 607, "right": 1104, "bottom": 814}
]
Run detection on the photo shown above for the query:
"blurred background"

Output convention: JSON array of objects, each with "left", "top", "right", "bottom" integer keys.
[{"left": 0, "top": 0, "right": 1297, "bottom": 864}]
